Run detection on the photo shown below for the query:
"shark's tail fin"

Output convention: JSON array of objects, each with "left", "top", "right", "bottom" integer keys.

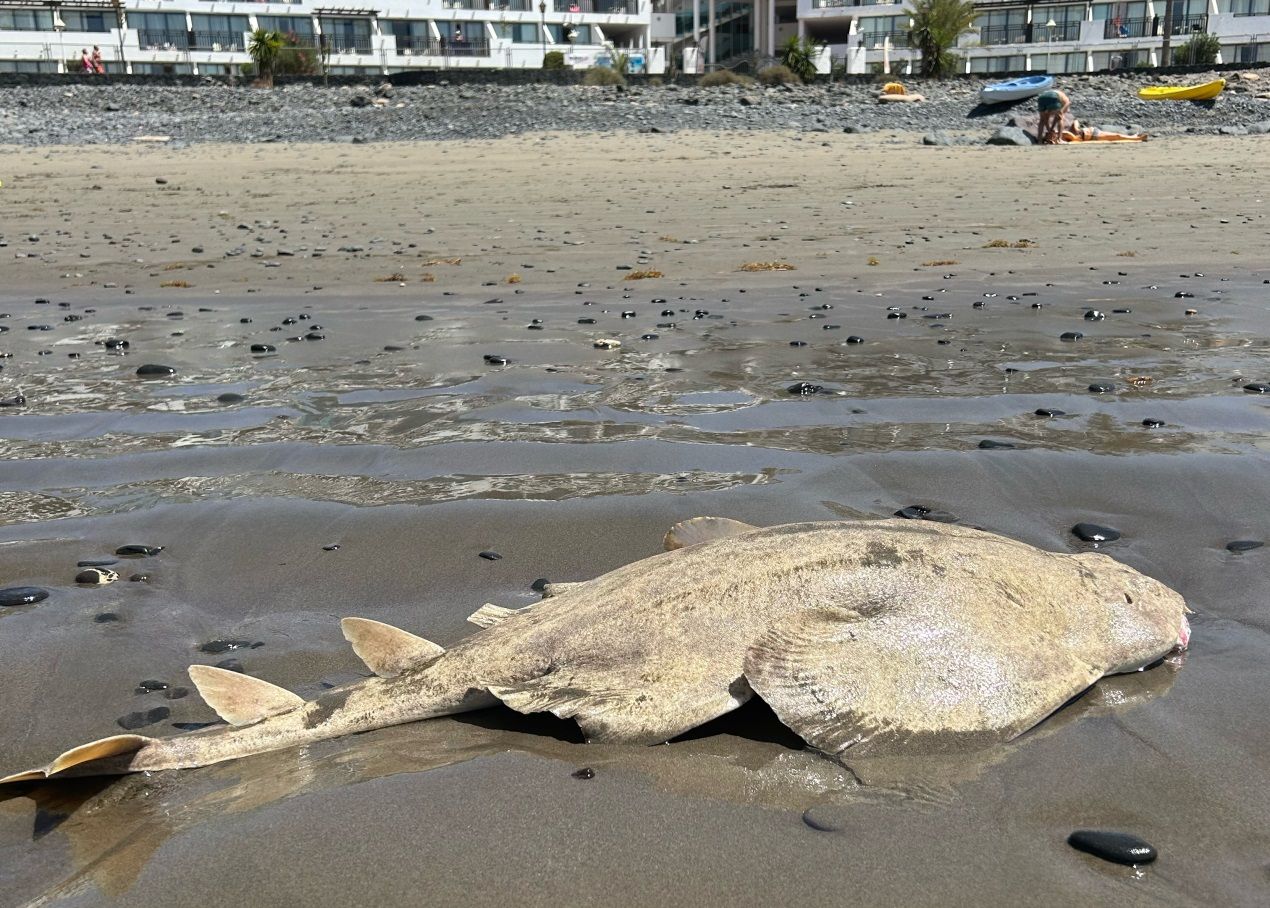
[{"left": 0, "top": 734, "right": 154, "bottom": 785}]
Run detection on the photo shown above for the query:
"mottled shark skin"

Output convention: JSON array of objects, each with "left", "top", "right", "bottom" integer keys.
[{"left": 0, "top": 518, "right": 1190, "bottom": 784}]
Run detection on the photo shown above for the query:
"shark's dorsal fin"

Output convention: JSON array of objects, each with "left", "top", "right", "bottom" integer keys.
[
  {"left": 340, "top": 617, "right": 445, "bottom": 677},
  {"left": 188, "top": 665, "right": 305, "bottom": 727},
  {"left": 663, "top": 517, "right": 759, "bottom": 552},
  {"left": 467, "top": 603, "right": 528, "bottom": 628}
]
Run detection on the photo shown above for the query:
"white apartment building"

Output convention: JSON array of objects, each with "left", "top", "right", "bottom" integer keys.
[
  {"left": 0, "top": 0, "right": 1266, "bottom": 75},
  {"left": 0, "top": 0, "right": 661, "bottom": 75}
]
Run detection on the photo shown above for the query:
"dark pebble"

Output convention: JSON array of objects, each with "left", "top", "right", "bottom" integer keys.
[
  {"left": 136, "top": 679, "right": 169, "bottom": 692},
  {"left": 978, "top": 440, "right": 1017, "bottom": 449},
  {"left": 77, "top": 559, "right": 118, "bottom": 567},
  {"left": 1060, "top": 332, "right": 1083, "bottom": 341},
  {"left": 322, "top": 543, "right": 341, "bottom": 551},
  {"left": 135, "top": 364, "right": 176, "bottom": 377},
  {"left": 1083, "top": 310, "right": 1105, "bottom": 321},
  {"left": 304, "top": 333, "right": 325, "bottom": 341},
  {"left": 478, "top": 551, "right": 503, "bottom": 561},
  {"left": 93, "top": 612, "right": 120, "bottom": 623},
  {"left": 787, "top": 382, "right": 823, "bottom": 395},
  {"left": 164, "top": 686, "right": 190, "bottom": 700},
  {"left": 129, "top": 573, "right": 151, "bottom": 583},
  {"left": 1067, "top": 830, "right": 1157, "bottom": 866},
  {"left": 1142, "top": 418, "right": 1165, "bottom": 428},
  {"left": 199, "top": 639, "right": 257, "bottom": 654},
  {"left": 845, "top": 336, "right": 864, "bottom": 344},
  {"left": 250, "top": 343, "right": 277, "bottom": 354},
  {"left": 0, "top": 586, "right": 50, "bottom": 607},
  {"left": 484, "top": 355, "right": 508, "bottom": 366},
  {"left": 571, "top": 767, "right": 596, "bottom": 780},
  {"left": 895, "top": 505, "right": 958, "bottom": 523},
  {"left": 414, "top": 314, "right": 434, "bottom": 321},
  {"left": 117, "top": 707, "right": 170, "bottom": 730},
  {"left": 215, "top": 658, "right": 245, "bottom": 672},
  {"left": 1088, "top": 382, "right": 1115, "bottom": 393},
  {"left": 1243, "top": 383, "right": 1270, "bottom": 394},
  {"left": 531, "top": 578, "right": 550, "bottom": 592},
  {"left": 789, "top": 341, "right": 807, "bottom": 347},
  {"left": 640, "top": 334, "right": 659, "bottom": 340},
  {"left": 1035, "top": 408, "right": 1066, "bottom": 418},
  {"left": 1225, "top": 540, "right": 1264, "bottom": 552},
  {"left": 116, "top": 544, "right": 163, "bottom": 557},
  {"left": 1072, "top": 523, "right": 1121, "bottom": 543},
  {"left": 216, "top": 392, "right": 246, "bottom": 404}
]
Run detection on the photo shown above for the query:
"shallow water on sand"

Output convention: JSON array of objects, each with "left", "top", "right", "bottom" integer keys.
[{"left": 0, "top": 270, "right": 1267, "bottom": 905}]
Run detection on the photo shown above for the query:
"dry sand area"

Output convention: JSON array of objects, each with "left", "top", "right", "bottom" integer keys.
[{"left": 0, "top": 132, "right": 1268, "bottom": 907}]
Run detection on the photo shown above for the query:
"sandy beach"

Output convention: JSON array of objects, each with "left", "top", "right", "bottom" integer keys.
[{"left": 1, "top": 132, "right": 1268, "bottom": 906}]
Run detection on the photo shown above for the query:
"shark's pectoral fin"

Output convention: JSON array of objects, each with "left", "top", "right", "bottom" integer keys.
[
  {"left": 467, "top": 603, "right": 530, "bottom": 628},
  {"left": 1, "top": 734, "right": 155, "bottom": 785},
  {"left": 744, "top": 607, "right": 1105, "bottom": 759},
  {"left": 663, "top": 516, "right": 759, "bottom": 551},
  {"left": 340, "top": 617, "right": 445, "bottom": 677},
  {"left": 489, "top": 671, "right": 752, "bottom": 746},
  {"left": 188, "top": 665, "right": 305, "bottom": 727}
]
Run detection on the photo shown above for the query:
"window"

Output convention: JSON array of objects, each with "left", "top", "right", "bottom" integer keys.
[
  {"left": 494, "top": 23, "right": 542, "bottom": 43},
  {"left": 1043, "top": 51, "right": 1087, "bottom": 73},
  {"left": 257, "top": 16, "right": 316, "bottom": 39},
  {"left": 858, "top": 15, "right": 908, "bottom": 47},
  {"left": 1091, "top": 2, "right": 1148, "bottom": 20},
  {"left": 969, "top": 54, "right": 1026, "bottom": 73},
  {"left": 134, "top": 12, "right": 189, "bottom": 50},
  {"left": 61, "top": 11, "right": 111, "bottom": 33},
  {"left": 1235, "top": 42, "right": 1270, "bottom": 62},
  {"left": 131, "top": 62, "right": 195, "bottom": 74},
  {"left": 320, "top": 17, "right": 373, "bottom": 53},
  {"left": 0, "top": 10, "right": 55, "bottom": 30},
  {"left": 546, "top": 23, "right": 593, "bottom": 43},
  {"left": 974, "top": 10, "right": 1029, "bottom": 46},
  {"left": 1230, "top": 0, "right": 1270, "bottom": 14},
  {"left": 190, "top": 15, "right": 249, "bottom": 51}
]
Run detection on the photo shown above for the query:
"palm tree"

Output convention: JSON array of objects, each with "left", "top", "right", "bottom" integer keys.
[
  {"left": 908, "top": 0, "right": 977, "bottom": 79},
  {"left": 248, "top": 29, "right": 285, "bottom": 86}
]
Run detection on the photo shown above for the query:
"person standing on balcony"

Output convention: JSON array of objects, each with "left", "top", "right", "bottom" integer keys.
[
  {"left": 91, "top": 46, "right": 104, "bottom": 74},
  {"left": 80, "top": 49, "right": 94, "bottom": 73},
  {"left": 1037, "top": 88, "right": 1070, "bottom": 145}
]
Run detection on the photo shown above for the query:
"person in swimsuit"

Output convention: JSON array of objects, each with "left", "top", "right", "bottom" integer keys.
[{"left": 1037, "top": 89, "right": 1070, "bottom": 145}]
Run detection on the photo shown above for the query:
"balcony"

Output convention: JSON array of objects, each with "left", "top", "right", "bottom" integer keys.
[
  {"left": 1102, "top": 17, "right": 1153, "bottom": 38},
  {"left": 977, "top": 24, "right": 1029, "bottom": 45},
  {"left": 860, "top": 30, "right": 909, "bottom": 48},
  {"left": 1165, "top": 13, "right": 1208, "bottom": 35},
  {"left": 190, "top": 30, "right": 246, "bottom": 52},
  {"left": 435, "top": 37, "right": 493, "bottom": 56},
  {"left": 810, "top": 0, "right": 899, "bottom": 6},
  {"left": 1032, "top": 21, "right": 1081, "bottom": 42},
  {"left": 323, "top": 35, "right": 375, "bottom": 54},
  {"left": 555, "top": 0, "right": 639, "bottom": 12},
  {"left": 137, "top": 29, "right": 191, "bottom": 51}
]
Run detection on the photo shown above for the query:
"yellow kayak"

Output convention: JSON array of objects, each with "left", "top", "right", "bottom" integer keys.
[{"left": 1137, "top": 78, "right": 1226, "bottom": 101}]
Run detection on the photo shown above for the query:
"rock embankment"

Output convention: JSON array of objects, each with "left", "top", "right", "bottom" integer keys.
[{"left": 1, "top": 71, "right": 1267, "bottom": 145}]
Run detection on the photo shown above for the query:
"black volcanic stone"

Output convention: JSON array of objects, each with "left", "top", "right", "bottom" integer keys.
[
  {"left": 1088, "top": 381, "right": 1115, "bottom": 393},
  {"left": 1035, "top": 408, "right": 1066, "bottom": 418},
  {"left": 136, "top": 364, "right": 176, "bottom": 377},
  {"left": 977, "top": 439, "right": 1017, "bottom": 449},
  {"left": 1060, "top": 332, "right": 1083, "bottom": 341},
  {"left": 216, "top": 392, "right": 246, "bottom": 404},
  {"left": 199, "top": 639, "right": 260, "bottom": 654},
  {"left": 571, "top": 767, "right": 595, "bottom": 780},
  {"left": 478, "top": 551, "right": 503, "bottom": 561},
  {"left": 0, "top": 586, "right": 49, "bottom": 607},
  {"left": 1072, "top": 523, "right": 1121, "bottom": 543},
  {"left": 895, "top": 505, "right": 958, "bottom": 523},
  {"left": 845, "top": 336, "right": 864, "bottom": 344},
  {"left": 250, "top": 343, "right": 276, "bottom": 353},
  {"left": 1243, "top": 382, "right": 1270, "bottom": 394},
  {"left": 116, "top": 544, "right": 163, "bottom": 557},
  {"left": 117, "top": 707, "right": 171, "bottom": 730},
  {"left": 1067, "top": 830, "right": 1157, "bottom": 866},
  {"left": 787, "top": 382, "right": 823, "bottom": 396},
  {"left": 1141, "top": 417, "right": 1165, "bottom": 428},
  {"left": 1225, "top": 540, "right": 1264, "bottom": 552},
  {"left": 1083, "top": 310, "right": 1105, "bottom": 321},
  {"left": 531, "top": 578, "right": 550, "bottom": 592}
]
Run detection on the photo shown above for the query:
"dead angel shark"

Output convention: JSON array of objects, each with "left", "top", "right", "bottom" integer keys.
[{"left": 1, "top": 517, "right": 1191, "bottom": 785}]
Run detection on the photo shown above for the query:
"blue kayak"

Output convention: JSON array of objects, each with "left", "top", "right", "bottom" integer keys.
[{"left": 979, "top": 74, "right": 1056, "bottom": 105}]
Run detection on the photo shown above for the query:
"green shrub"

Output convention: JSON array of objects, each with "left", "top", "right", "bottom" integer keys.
[
  {"left": 757, "top": 64, "right": 800, "bottom": 86},
  {"left": 542, "top": 50, "right": 566, "bottom": 70},
  {"left": 583, "top": 66, "right": 625, "bottom": 86},
  {"left": 1172, "top": 33, "right": 1221, "bottom": 66},
  {"left": 699, "top": 70, "right": 753, "bottom": 87},
  {"left": 908, "top": 0, "right": 977, "bottom": 78}
]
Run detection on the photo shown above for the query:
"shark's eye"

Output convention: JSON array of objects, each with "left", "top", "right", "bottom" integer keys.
[{"left": 1124, "top": 593, "right": 1134, "bottom": 604}]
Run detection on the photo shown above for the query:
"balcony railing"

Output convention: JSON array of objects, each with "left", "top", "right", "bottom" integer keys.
[
  {"left": 1102, "top": 17, "right": 1153, "bottom": 39},
  {"left": 811, "top": 0, "right": 898, "bottom": 6},
  {"left": 1033, "top": 21, "right": 1081, "bottom": 42},
  {"left": 860, "top": 30, "right": 909, "bottom": 48},
  {"left": 435, "top": 37, "right": 493, "bottom": 56},
  {"left": 977, "top": 24, "right": 1029, "bottom": 45},
  {"left": 323, "top": 35, "right": 375, "bottom": 54},
  {"left": 137, "top": 29, "right": 191, "bottom": 51},
  {"left": 190, "top": 30, "right": 246, "bottom": 52},
  {"left": 1165, "top": 13, "right": 1208, "bottom": 35},
  {"left": 555, "top": 0, "right": 638, "bottom": 11}
]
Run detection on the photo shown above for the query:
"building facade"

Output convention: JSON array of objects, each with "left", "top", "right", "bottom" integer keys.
[
  {"left": 0, "top": 0, "right": 660, "bottom": 74},
  {"left": 0, "top": 0, "right": 1267, "bottom": 74}
]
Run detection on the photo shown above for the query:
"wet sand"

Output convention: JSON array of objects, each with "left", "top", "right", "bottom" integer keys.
[{"left": 1, "top": 133, "right": 1269, "bottom": 906}]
